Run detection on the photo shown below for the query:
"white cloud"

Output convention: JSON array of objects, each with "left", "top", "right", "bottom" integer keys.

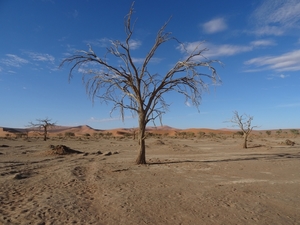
[
  {"left": 132, "top": 57, "right": 162, "bottom": 64},
  {"left": 178, "top": 41, "right": 252, "bottom": 58},
  {"left": 252, "top": 26, "right": 284, "bottom": 36},
  {"left": 132, "top": 57, "right": 144, "bottom": 64},
  {"left": 27, "top": 52, "right": 55, "bottom": 63},
  {"left": 250, "top": 39, "right": 276, "bottom": 47},
  {"left": 185, "top": 101, "right": 191, "bottom": 107},
  {"left": 84, "top": 38, "right": 110, "bottom": 48},
  {"left": 267, "top": 74, "right": 290, "bottom": 80},
  {"left": 128, "top": 39, "right": 141, "bottom": 50},
  {"left": 279, "top": 74, "right": 289, "bottom": 79},
  {"left": 85, "top": 38, "right": 142, "bottom": 50},
  {"left": 178, "top": 39, "right": 278, "bottom": 59},
  {"left": 202, "top": 18, "right": 227, "bottom": 34},
  {"left": 250, "top": 0, "right": 300, "bottom": 36},
  {"left": 205, "top": 44, "right": 252, "bottom": 58},
  {"left": 0, "top": 54, "right": 29, "bottom": 67},
  {"left": 245, "top": 49, "right": 300, "bottom": 72}
]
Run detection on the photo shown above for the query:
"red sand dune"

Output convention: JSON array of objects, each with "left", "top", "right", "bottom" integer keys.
[
  {"left": 0, "top": 125, "right": 298, "bottom": 138},
  {"left": 0, "top": 125, "right": 234, "bottom": 138}
]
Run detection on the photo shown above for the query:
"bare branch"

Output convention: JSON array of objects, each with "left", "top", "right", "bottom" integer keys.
[
  {"left": 28, "top": 117, "right": 56, "bottom": 141},
  {"left": 228, "top": 111, "right": 258, "bottom": 148}
]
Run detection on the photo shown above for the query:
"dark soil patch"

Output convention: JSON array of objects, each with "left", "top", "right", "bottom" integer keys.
[{"left": 47, "top": 145, "right": 83, "bottom": 155}]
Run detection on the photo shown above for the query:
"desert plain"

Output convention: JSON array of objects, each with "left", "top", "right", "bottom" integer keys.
[{"left": 0, "top": 126, "right": 299, "bottom": 225}]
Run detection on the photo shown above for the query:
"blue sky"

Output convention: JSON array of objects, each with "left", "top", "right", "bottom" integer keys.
[{"left": 0, "top": 0, "right": 299, "bottom": 130}]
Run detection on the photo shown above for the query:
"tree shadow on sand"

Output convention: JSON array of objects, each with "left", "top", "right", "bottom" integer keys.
[{"left": 148, "top": 152, "right": 300, "bottom": 165}]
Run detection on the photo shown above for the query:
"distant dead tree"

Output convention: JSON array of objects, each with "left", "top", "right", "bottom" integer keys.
[
  {"left": 60, "top": 3, "right": 221, "bottom": 164},
  {"left": 28, "top": 118, "right": 56, "bottom": 141},
  {"left": 229, "top": 111, "right": 257, "bottom": 148}
]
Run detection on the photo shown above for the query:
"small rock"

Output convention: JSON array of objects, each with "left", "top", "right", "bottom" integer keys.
[{"left": 14, "top": 173, "right": 29, "bottom": 180}]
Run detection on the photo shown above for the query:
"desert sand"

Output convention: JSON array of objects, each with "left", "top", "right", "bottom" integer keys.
[{"left": 0, "top": 126, "right": 300, "bottom": 224}]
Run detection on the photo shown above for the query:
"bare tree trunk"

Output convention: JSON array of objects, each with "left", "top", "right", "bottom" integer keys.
[
  {"left": 135, "top": 113, "right": 147, "bottom": 164},
  {"left": 243, "top": 133, "right": 248, "bottom": 149},
  {"left": 43, "top": 126, "right": 47, "bottom": 141}
]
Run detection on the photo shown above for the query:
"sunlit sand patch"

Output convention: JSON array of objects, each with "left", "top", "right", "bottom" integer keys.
[{"left": 221, "top": 179, "right": 268, "bottom": 185}]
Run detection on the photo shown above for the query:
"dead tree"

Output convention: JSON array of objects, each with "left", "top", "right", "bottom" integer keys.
[
  {"left": 230, "top": 111, "right": 257, "bottom": 148},
  {"left": 60, "top": 3, "right": 221, "bottom": 164},
  {"left": 28, "top": 118, "right": 56, "bottom": 141}
]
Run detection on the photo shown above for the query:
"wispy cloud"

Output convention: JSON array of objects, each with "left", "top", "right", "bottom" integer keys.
[
  {"left": 205, "top": 44, "right": 252, "bottom": 58},
  {"left": 250, "top": 39, "right": 276, "bottom": 47},
  {"left": 84, "top": 38, "right": 110, "bottom": 48},
  {"left": 202, "top": 18, "right": 227, "bottom": 34},
  {"left": 177, "top": 39, "right": 287, "bottom": 63},
  {"left": 250, "top": 0, "right": 300, "bottom": 36},
  {"left": 251, "top": 26, "right": 284, "bottom": 36},
  {"left": 185, "top": 101, "right": 191, "bottom": 107},
  {"left": 0, "top": 54, "right": 29, "bottom": 67},
  {"left": 267, "top": 74, "right": 290, "bottom": 80},
  {"left": 132, "top": 58, "right": 144, "bottom": 64},
  {"left": 245, "top": 49, "right": 300, "bottom": 72},
  {"left": 85, "top": 38, "right": 142, "bottom": 50},
  {"left": 132, "top": 57, "right": 162, "bottom": 64},
  {"left": 27, "top": 52, "right": 55, "bottom": 63},
  {"left": 128, "top": 39, "right": 141, "bottom": 50},
  {"left": 178, "top": 41, "right": 253, "bottom": 58}
]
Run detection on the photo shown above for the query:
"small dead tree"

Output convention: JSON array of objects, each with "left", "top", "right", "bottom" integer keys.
[
  {"left": 230, "top": 111, "right": 257, "bottom": 148},
  {"left": 28, "top": 118, "right": 56, "bottom": 141},
  {"left": 60, "top": 3, "right": 221, "bottom": 164}
]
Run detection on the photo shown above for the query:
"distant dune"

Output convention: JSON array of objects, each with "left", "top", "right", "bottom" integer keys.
[
  {"left": 0, "top": 125, "right": 298, "bottom": 138},
  {"left": 0, "top": 125, "right": 229, "bottom": 138}
]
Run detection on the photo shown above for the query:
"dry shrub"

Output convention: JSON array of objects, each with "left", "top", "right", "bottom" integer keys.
[
  {"left": 285, "top": 139, "right": 295, "bottom": 146},
  {"left": 154, "top": 140, "right": 165, "bottom": 145},
  {"left": 47, "top": 145, "right": 83, "bottom": 155}
]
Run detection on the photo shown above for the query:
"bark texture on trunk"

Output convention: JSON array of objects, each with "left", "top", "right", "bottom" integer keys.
[
  {"left": 243, "top": 133, "right": 248, "bottom": 149},
  {"left": 135, "top": 113, "right": 147, "bottom": 164},
  {"left": 135, "top": 138, "right": 146, "bottom": 164},
  {"left": 43, "top": 127, "right": 47, "bottom": 141}
]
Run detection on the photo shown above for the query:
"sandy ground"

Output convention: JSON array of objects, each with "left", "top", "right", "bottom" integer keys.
[{"left": 0, "top": 135, "right": 300, "bottom": 225}]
